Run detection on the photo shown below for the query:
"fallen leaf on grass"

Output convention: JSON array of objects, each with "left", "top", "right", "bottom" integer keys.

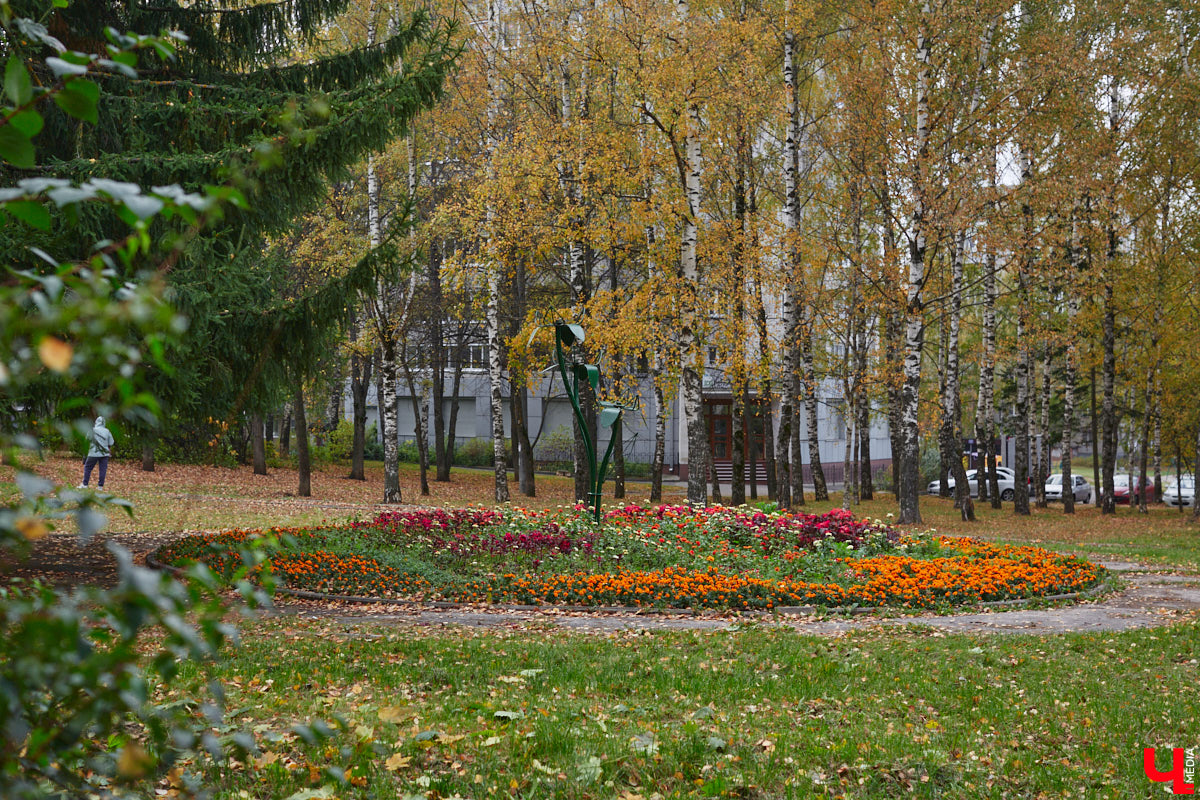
[
  {"left": 384, "top": 753, "right": 411, "bottom": 771},
  {"left": 282, "top": 789, "right": 335, "bottom": 800},
  {"left": 378, "top": 706, "right": 413, "bottom": 723},
  {"left": 631, "top": 732, "right": 658, "bottom": 755}
]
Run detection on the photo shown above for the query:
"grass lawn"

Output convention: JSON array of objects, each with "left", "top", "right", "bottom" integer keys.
[
  {"left": 841, "top": 495, "right": 1200, "bottom": 571},
  {"left": 182, "top": 616, "right": 1199, "bottom": 799},
  {"left": 1, "top": 455, "right": 687, "bottom": 533}
]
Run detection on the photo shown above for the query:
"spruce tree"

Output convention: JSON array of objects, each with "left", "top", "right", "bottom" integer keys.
[{"left": 3, "top": 0, "right": 456, "bottom": 442}]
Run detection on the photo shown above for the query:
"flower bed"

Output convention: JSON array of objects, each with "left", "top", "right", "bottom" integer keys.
[{"left": 153, "top": 506, "right": 1103, "bottom": 611}]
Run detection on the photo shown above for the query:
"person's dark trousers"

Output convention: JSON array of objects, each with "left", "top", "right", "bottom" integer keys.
[{"left": 82, "top": 456, "right": 109, "bottom": 487}]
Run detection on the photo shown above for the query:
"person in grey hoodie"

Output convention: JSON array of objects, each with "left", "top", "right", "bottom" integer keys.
[{"left": 79, "top": 416, "right": 115, "bottom": 489}]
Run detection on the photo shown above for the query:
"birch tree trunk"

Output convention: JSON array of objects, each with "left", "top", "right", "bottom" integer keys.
[
  {"left": 1100, "top": 78, "right": 1120, "bottom": 515},
  {"left": 485, "top": 0, "right": 509, "bottom": 503},
  {"left": 790, "top": 401, "right": 805, "bottom": 505},
  {"left": 366, "top": 147, "right": 403, "bottom": 505},
  {"left": 1138, "top": 378, "right": 1151, "bottom": 513},
  {"left": 775, "top": 0, "right": 801, "bottom": 510},
  {"left": 1013, "top": 298, "right": 1031, "bottom": 516},
  {"left": 1153, "top": 395, "right": 1162, "bottom": 503},
  {"left": 677, "top": 0, "right": 707, "bottom": 508},
  {"left": 979, "top": 188, "right": 999, "bottom": 507},
  {"left": 378, "top": 331, "right": 402, "bottom": 504},
  {"left": 1011, "top": 140, "right": 1036, "bottom": 517},
  {"left": 897, "top": 4, "right": 932, "bottom": 525},
  {"left": 1100, "top": 285, "right": 1117, "bottom": 514},
  {"left": 1062, "top": 225, "right": 1080, "bottom": 514},
  {"left": 401, "top": 356, "right": 430, "bottom": 497},
  {"left": 1035, "top": 351, "right": 1051, "bottom": 508},
  {"left": 940, "top": 239, "right": 974, "bottom": 521}
]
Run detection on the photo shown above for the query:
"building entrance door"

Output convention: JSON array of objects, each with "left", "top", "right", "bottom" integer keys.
[{"left": 705, "top": 399, "right": 767, "bottom": 463}]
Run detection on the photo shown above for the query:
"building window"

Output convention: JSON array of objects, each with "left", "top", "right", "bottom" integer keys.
[
  {"left": 707, "top": 346, "right": 718, "bottom": 366},
  {"left": 829, "top": 400, "right": 847, "bottom": 441},
  {"left": 452, "top": 343, "right": 487, "bottom": 369}
]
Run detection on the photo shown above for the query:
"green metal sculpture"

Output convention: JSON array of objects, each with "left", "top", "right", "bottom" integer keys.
[{"left": 553, "top": 321, "right": 624, "bottom": 522}]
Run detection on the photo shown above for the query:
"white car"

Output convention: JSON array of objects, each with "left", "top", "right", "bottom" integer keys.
[
  {"left": 1044, "top": 473, "right": 1092, "bottom": 504},
  {"left": 927, "top": 467, "right": 1017, "bottom": 501},
  {"left": 1164, "top": 476, "right": 1196, "bottom": 508}
]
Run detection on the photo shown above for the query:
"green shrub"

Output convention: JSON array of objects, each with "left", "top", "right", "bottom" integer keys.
[
  {"left": 398, "top": 439, "right": 421, "bottom": 463},
  {"left": 455, "top": 437, "right": 501, "bottom": 467},
  {"left": 363, "top": 422, "right": 384, "bottom": 461},
  {"left": 327, "top": 418, "right": 355, "bottom": 460},
  {"left": 621, "top": 461, "right": 653, "bottom": 478},
  {"left": 873, "top": 464, "right": 894, "bottom": 493},
  {"left": 534, "top": 425, "right": 573, "bottom": 463},
  {"left": 919, "top": 443, "right": 942, "bottom": 487}
]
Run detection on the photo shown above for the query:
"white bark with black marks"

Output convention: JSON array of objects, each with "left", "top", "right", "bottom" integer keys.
[
  {"left": 776, "top": 0, "right": 801, "bottom": 510},
  {"left": 897, "top": 3, "right": 932, "bottom": 525},
  {"left": 677, "top": 0, "right": 707, "bottom": 508},
  {"left": 484, "top": 0, "right": 510, "bottom": 503},
  {"left": 940, "top": 240, "right": 974, "bottom": 521},
  {"left": 1062, "top": 219, "right": 1080, "bottom": 514}
]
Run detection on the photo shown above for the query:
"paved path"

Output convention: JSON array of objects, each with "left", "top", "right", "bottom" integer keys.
[{"left": 10, "top": 532, "right": 1199, "bottom": 636}]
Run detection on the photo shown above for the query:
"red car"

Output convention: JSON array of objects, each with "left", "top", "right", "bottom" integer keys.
[{"left": 1111, "top": 475, "right": 1155, "bottom": 505}]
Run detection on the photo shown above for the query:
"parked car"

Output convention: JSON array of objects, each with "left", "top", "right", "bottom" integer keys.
[
  {"left": 1110, "top": 474, "right": 1156, "bottom": 505},
  {"left": 927, "top": 467, "right": 1017, "bottom": 500},
  {"left": 1163, "top": 476, "right": 1196, "bottom": 508},
  {"left": 1044, "top": 473, "right": 1093, "bottom": 504}
]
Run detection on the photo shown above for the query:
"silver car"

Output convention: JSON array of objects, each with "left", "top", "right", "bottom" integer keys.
[
  {"left": 1164, "top": 476, "right": 1196, "bottom": 508},
  {"left": 1045, "top": 474, "right": 1092, "bottom": 504},
  {"left": 928, "top": 467, "right": 1017, "bottom": 501}
]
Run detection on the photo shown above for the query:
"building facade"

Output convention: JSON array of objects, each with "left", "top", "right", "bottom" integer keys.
[{"left": 345, "top": 363, "right": 893, "bottom": 488}]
